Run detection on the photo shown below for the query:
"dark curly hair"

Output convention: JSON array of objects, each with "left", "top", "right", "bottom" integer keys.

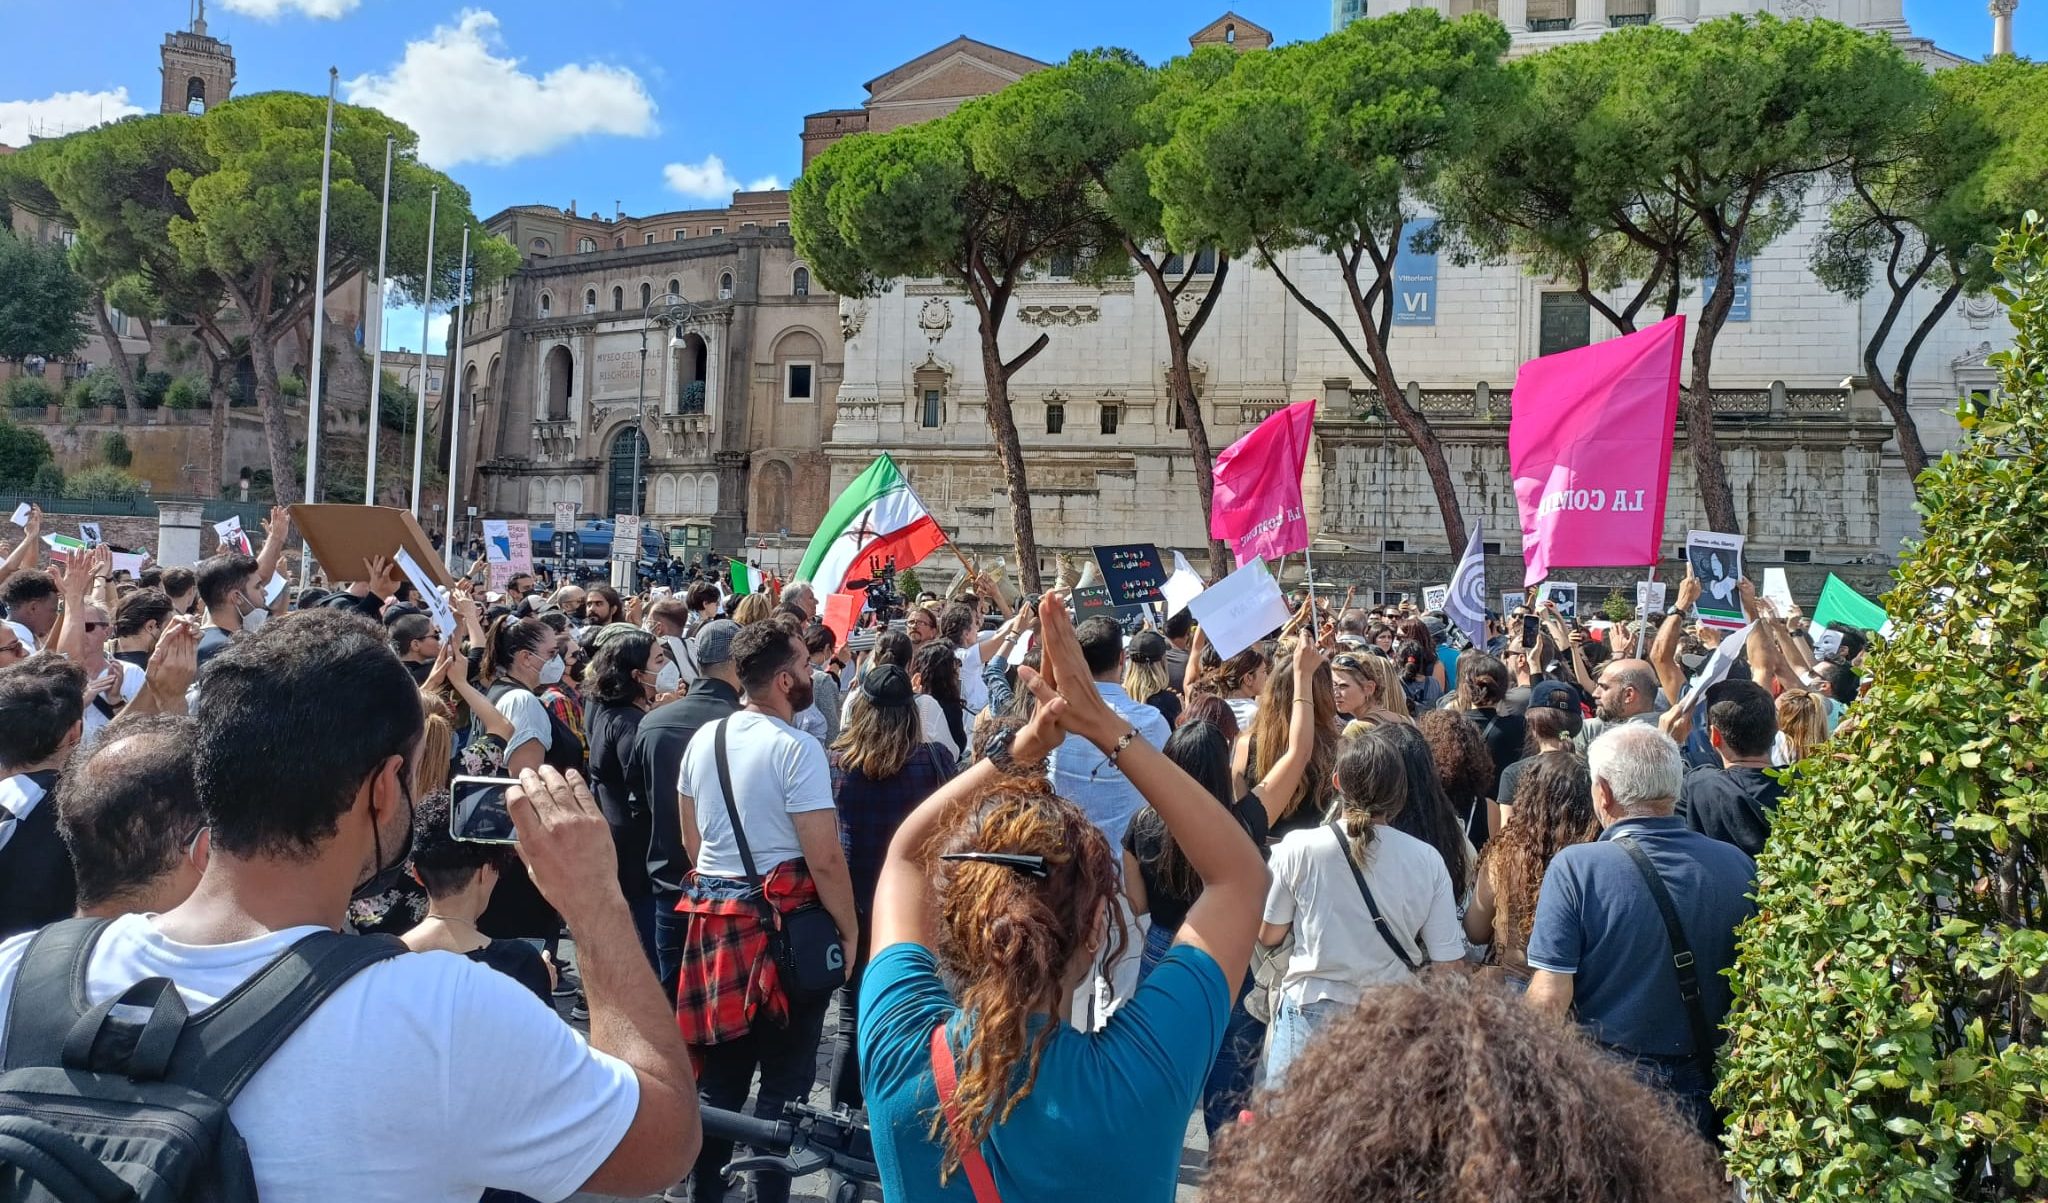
[
  {"left": 1203, "top": 975, "right": 1728, "bottom": 1203},
  {"left": 1418, "top": 709, "right": 1495, "bottom": 823},
  {"left": 1477, "top": 751, "right": 1598, "bottom": 960},
  {"left": 587, "top": 629, "right": 656, "bottom": 706}
]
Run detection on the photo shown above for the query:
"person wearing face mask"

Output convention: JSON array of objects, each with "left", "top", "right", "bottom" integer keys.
[
  {"left": 473, "top": 615, "right": 580, "bottom": 779},
  {"left": 0, "top": 610, "right": 704, "bottom": 1201},
  {"left": 0, "top": 653, "right": 88, "bottom": 937},
  {"left": 584, "top": 630, "right": 675, "bottom": 966},
  {"left": 193, "top": 552, "right": 266, "bottom": 666}
]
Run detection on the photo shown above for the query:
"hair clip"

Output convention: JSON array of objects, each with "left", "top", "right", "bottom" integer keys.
[{"left": 939, "top": 851, "right": 1049, "bottom": 879}]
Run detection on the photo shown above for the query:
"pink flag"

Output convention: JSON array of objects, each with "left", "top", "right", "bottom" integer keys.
[
  {"left": 1211, "top": 399, "right": 1317, "bottom": 563},
  {"left": 1511, "top": 316, "right": 1685, "bottom": 586}
]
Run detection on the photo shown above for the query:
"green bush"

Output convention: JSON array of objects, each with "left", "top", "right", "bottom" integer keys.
[
  {"left": 62, "top": 464, "right": 143, "bottom": 500},
  {"left": 279, "top": 373, "right": 306, "bottom": 400},
  {"left": 1718, "top": 217, "right": 2048, "bottom": 1198},
  {"left": 136, "top": 369, "right": 173, "bottom": 410},
  {"left": 63, "top": 377, "right": 92, "bottom": 409},
  {"left": 0, "top": 419, "right": 53, "bottom": 489},
  {"left": 85, "top": 372, "right": 124, "bottom": 408},
  {"left": 99, "top": 431, "right": 133, "bottom": 469},
  {"left": 378, "top": 371, "right": 416, "bottom": 431},
  {"left": 5, "top": 376, "right": 57, "bottom": 411},
  {"left": 164, "top": 376, "right": 201, "bottom": 411},
  {"left": 1600, "top": 588, "right": 1634, "bottom": 623},
  {"left": 897, "top": 568, "right": 923, "bottom": 599},
  {"left": 30, "top": 461, "right": 64, "bottom": 495}
]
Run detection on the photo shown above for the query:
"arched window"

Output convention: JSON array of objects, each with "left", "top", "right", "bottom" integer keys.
[
  {"left": 792, "top": 267, "right": 810, "bottom": 297},
  {"left": 577, "top": 237, "right": 597, "bottom": 254},
  {"left": 607, "top": 426, "right": 647, "bottom": 518},
  {"left": 186, "top": 77, "right": 208, "bottom": 114},
  {"left": 640, "top": 282, "right": 652, "bottom": 308},
  {"left": 538, "top": 292, "right": 552, "bottom": 317},
  {"left": 613, "top": 236, "right": 624, "bottom": 250},
  {"left": 543, "top": 345, "right": 572, "bottom": 421},
  {"left": 584, "top": 289, "right": 596, "bottom": 314},
  {"left": 612, "top": 286, "right": 624, "bottom": 312},
  {"left": 667, "top": 279, "right": 680, "bottom": 299},
  {"left": 528, "top": 237, "right": 551, "bottom": 258},
  {"left": 718, "top": 272, "right": 734, "bottom": 300}
]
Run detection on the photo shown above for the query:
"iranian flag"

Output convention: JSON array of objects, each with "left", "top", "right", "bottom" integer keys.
[
  {"left": 797, "top": 454, "right": 948, "bottom": 596},
  {"left": 730, "top": 560, "right": 766, "bottom": 595}
]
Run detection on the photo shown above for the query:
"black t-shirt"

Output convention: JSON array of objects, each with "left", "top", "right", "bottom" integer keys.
[
  {"left": 467, "top": 939, "right": 554, "bottom": 1007},
  {"left": 1468, "top": 708, "right": 1526, "bottom": 786},
  {"left": 1144, "top": 689, "right": 1182, "bottom": 729},
  {"left": 1677, "top": 764, "right": 1785, "bottom": 858},
  {"left": 1123, "top": 794, "right": 1270, "bottom": 935}
]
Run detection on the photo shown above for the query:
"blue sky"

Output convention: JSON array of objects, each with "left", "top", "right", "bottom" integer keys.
[{"left": 0, "top": 1, "right": 2030, "bottom": 354}]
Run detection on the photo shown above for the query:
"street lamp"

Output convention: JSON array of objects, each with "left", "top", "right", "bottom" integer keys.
[{"left": 631, "top": 290, "right": 698, "bottom": 537}]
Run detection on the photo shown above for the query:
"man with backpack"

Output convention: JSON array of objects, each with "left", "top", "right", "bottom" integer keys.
[{"left": 0, "top": 608, "right": 700, "bottom": 1202}]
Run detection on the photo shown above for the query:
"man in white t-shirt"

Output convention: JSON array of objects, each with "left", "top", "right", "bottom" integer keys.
[
  {"left": 0, "top": 609, "right": 700, "bottom": 1203},
  {"left": 677, "top": 618, "right": 857, "bottom": 1203}
]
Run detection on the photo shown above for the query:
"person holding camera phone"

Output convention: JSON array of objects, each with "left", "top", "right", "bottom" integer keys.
[{"left": 674, "top": 618, "right": 858, "bottom": 1203}]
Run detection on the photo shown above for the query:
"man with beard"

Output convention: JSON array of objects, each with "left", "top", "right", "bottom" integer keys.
[
  {"left": 673, "top": 618, "right": 856, "bottom": 1203},
  {"left": 1582, "top": 658, "right": 1664, "bottom": 744},
  {"left": 0, "top": 610, "right": 700, "bottom": 1202}
]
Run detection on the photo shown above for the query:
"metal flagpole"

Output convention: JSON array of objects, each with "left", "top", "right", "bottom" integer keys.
[
  {"left": 410, "top": 186, "right": 439, "bottom": 517},
  {"left": 1636, "top": 564, "right": 1658, "bottom": 659},
  {"left": 365, "top": 134, "right": 394, "bottom": 508},
  {"left": 299, "top": 66, "right": 337, "bottom": 588},
  {"left": 443, "top": 227, "right": 469, "bottom": 573},
  {"left": 1302, "top": 542, "right": 1320, "bottom": 642}
]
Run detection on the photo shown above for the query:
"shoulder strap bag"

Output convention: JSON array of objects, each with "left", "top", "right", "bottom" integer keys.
[
  {"left": 1326, "top": 820, "right": 1423, "bottom": 974},
  {"left": 711, "top": 718, "right": 847, "bottom": 997},
  {"left": 1613, "top": 834, "right": 1719, "bottom": 1083}
]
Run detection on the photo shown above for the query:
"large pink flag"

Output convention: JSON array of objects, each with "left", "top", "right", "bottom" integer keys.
[
  {"left": 1212, "top": 399, "right": 1317, "bottom": 562},
  {"left": 1511, "top": 316, "right": 1685, "bottom": 586}
]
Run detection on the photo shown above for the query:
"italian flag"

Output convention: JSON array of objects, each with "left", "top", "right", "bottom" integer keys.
[
  {"left": 730, "top": 560, "right": 766, "bottom": 595},
  {"left": 797, "top": 454, "right": 948, "bottom": 596}
]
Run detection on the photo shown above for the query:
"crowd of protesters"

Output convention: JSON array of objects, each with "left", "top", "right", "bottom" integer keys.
[{"left": 0, "top": 500, "right": 1876, "bottom": 1201}]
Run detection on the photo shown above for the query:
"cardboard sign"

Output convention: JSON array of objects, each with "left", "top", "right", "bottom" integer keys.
[
  {"left": 1687, "top": 530, "right": 1747, "bottom": 631},
  {"left": 1637, "top": 581, "right": 1668, "bottom": 617},
  {"left": 1162, "top": 550, "right": 1205, "bottom": 619},
  {"left": 1761, "top": 567, "right": 1794, "bottom": 616},
  {"left": 821, "top": 590, "right": 864, "bottom": 646},
  {"left": 214, "top": 516, "right": 252, "bottom": 556},
  {"left": 1538, "top": 580, "right": 1579, "bottom": 619},
  {"left": 1422, "top": 584, "right": 1449, "bottom": 613},
  {"left": 290, "top": 504, "right": 456, "bottom": 591},
  {"left": 490, "top": 522, "right": 533, "bottom": 592},
  {"left": 395, "top": 548, "right": 457, "bottom": 640},
  {"left": 1094, "top": 543, "right": 1167, "bottom": 607},
  {"left": 1187, "top": 557, "right": 1291, "bottom": 661}
]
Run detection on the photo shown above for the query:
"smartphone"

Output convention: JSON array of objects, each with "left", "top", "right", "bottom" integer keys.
[
  {"left": 448, "top": 775, "right": 522, "bottom": 845},
  {"left": 1521, "top": 614, "right": 1540, "bottom": 646}
]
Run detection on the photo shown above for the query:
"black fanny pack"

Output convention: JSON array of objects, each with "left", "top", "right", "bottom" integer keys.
[{"left": 711, "top": 719, "right": 847, "bottom": 997}]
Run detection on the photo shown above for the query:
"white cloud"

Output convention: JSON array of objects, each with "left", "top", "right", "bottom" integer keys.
[
  {"left": 663, "top": 154, "right": 782, "bottom": 201},
  {"left": 217, "top": 0, "right": 360, "bottom": 18},
  {"left": 344, "top": 10, "right": 656, "bottom": 168},
  {"left": 0, "top": 88, "right": 144, "bottom": 147}
]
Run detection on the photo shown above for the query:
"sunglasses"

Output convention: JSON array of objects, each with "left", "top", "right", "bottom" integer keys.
[{"left": 85, "top": 622, "right": 109, "bottom": 632}]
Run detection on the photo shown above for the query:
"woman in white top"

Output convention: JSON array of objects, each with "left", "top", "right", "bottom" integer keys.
[{"left": 1259, "top": 722, "right": 1466, "bottom": 1089}]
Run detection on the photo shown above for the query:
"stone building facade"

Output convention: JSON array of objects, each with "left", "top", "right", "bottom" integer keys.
[{"left": 456, "top": 193, "right": 840, "bottom": 552}]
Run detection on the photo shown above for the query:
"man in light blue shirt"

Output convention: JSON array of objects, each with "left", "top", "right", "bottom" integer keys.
[{"left": 1048, "top": 617, "right": 1171, "bottom": 851}]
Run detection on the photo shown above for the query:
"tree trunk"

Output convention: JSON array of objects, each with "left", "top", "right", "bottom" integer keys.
[
  {"left": 89, "top": 292, "right": 142, "bottom": 421},
  {"left": 977, "top": 329, "right": 1041, "bottom": 594},
  {"left": 1864, "top": 269, "right": 1960, "bottom": 486},
  {"left": 1684, "top": 238, "right": 1743, "bottom": 533},
  {"left": 244, "top": 323, "right": 299, "bottom": 504},
  {"left": 207, "top": 358, "right": 230, "bottom": 498},
  {"left": 1142, "top": 253, "right": 1232, "bottom": 577}
]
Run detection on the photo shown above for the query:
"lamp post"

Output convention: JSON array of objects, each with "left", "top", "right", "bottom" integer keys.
[{"left": 620, "top": 291, "right": 696, "bottom": 588}]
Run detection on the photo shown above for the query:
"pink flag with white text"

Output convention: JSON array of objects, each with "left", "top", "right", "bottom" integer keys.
[
  {"left": 1211, "top": 399, "right": 1316, "bottom": 563},
  {"left": 1511, "top": 316, "right": 1685, "bottom": 586}
]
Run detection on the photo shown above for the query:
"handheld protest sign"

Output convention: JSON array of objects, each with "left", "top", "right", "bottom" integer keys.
[
  {"left": 1538, "top": 581, "right": 1579, "bottom": 620},
  {"left": 291, "top": 504, "right": 456, "bottom": 591},
  {"left": 1094, "top": 543, "right": 1167, "bottom": 608},
  {"left": 1422, "top": 584, "right": 1450, "bottom": 613},
  {"left": 1187, "top": 558, "right": 1291, "bottom": 660},
  {"left": 1686, "top": 530, "right": 1747, "bottom": 631},
  {"left": 1071, "top": 586, "right": 1117, "bottom": 623},
  {"left": 1636, "top": 580, "right": 1668, "bottom": 617}
]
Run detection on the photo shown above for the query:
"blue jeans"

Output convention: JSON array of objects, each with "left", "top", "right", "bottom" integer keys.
[
  {"left": 1618, "top": 1051, "right": 1719, "bottom": 1143},
  {"left": 1139, "top": 924, "right": 1268, "bottom": 1134},
  {"left": 1264, "top": 994, "right": 1347, "bottom": 1092},
  {"left": 653, "top": 892, "right": 686, "bottom": 1006}
]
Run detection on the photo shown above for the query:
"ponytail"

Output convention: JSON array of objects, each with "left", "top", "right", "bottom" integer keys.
[{"left": 482, "top": 614, "right": 549, "bottom": 682}]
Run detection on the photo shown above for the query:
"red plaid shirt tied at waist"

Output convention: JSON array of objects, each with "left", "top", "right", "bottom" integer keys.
[{"left": 672, "top": 858, "right": 821, "bottom": 1047}]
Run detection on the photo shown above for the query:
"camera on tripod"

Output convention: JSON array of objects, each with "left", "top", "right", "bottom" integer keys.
[{"left": 844, "top": 556, "right": 903, "bottom": 620}]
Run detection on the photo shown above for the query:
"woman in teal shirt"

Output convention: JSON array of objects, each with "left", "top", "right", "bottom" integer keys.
[{"left": 857, "top": 594, "right": 1270, "bottom": 1202}]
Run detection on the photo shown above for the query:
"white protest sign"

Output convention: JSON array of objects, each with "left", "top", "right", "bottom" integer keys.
[
  {"left": 1761, "top": 567, "right": 1794, "bottom": 615},
  {"left": 1162, "top": 550, "right": 1205, "bottom": 619},
  {"left": 1538, "top": 580, "right": 1579, "bottom": 619},
  {"left": 1186, "top": 557, "right": 1291, "bottom": 661},
  {"left": 481, "top": 519, "right": 512, "bottom": 564},
  {"left": 395, "top": 547, "right": 457, "bottom": 640},
  {"left": 213, "top": 515, "right": 252, "bottom": 556},
  {"left": 10, "top": 503, "right": 30, "bottom": 527},
  {"left": 1422, "top": 584, "right": 1449, "bottom": 613},
  {"left": 262, "top": 572, "right": 289, "bottom": 607},
  {"left": 1636, "top": 581, "right": 1668, "bottom": 616},
  {"left": 109, "top": 551, "right": 148, "bottom": 577},
  {"left": 78, "top": 521, "right": 103, "bottom": 547},
  {"left": 1677, "top": 620, "right": 1759, "bottom": 714},
  {"left": 1500, "top": 591, "right": 1525, "bottom": 616}
]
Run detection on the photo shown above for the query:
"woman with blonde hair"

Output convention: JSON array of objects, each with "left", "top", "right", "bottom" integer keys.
[
  {"left": 1240, "top": 641, "right": 1340, "bottom": 839},
  {"left": 857, "top": 595, "right": 1267, "bottom": 1200},
  {"left": 731, "top": 592, "right": 773, "bottom": 627},
  {"left": 1331, "top": 651, "right": 1401, "bottom": 724},
  {"left": 1122, "top": 630, "right": 1181, "bottom": 727},
  {"left": 1775, "top": 688, "right": 1828, "bottom": 765}
]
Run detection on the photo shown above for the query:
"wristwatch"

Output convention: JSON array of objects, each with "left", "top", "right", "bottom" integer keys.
[{"left": 981, "top": 726, "right": 1045, "bottom": 778}]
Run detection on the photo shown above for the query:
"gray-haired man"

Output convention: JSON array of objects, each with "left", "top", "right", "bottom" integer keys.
[{"left": 1525, "top": 724, "right": 1757, "bottom": 1139}]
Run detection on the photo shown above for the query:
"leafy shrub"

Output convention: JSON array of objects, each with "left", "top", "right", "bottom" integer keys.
[
  {"left": 99, "top": 431, "right": 133, "bottom": 469},
  {"left": 1600, "top": 588, "right": 1634, "bottom": 623},
  {"left": 85, "top": 372, "right": 124, "bottom": 408},
  {"left": 30, "top": 461, "right": 64, "bottom": 495},
  {"left": 1718, "top": 216, "right": 2048, "bottom": 1198},
  {"left": 0, "top": 419, "right": 53, "bottom": 489},
  {"left": 164, "top": 376, "right": 201, "bottom": 411},
  {"left": 279, "top": 373, "right": 306, "bottom": 400},
  {"left": 62, "top": 465, "right": 143, "bottom": 500},
  {"left": 136, "top": 369, "right": 173, "bottom": 410},
  {"left": 63, "top": 377, "right": 93, "bottom": 409},
  {"left": 5, "top": 376, "right": 57, "bottom": 411},
  {"left": 897, "top": 568, "right": 923, "bottom": 599},
  {"left": 379, "top": 371, "right": 415, "bottom": 431}
]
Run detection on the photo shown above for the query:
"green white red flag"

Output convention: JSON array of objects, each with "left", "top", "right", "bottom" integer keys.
[
  {"left": 729, "top": 560, "right": 766, "bottom": 595},
  {"left": 797, "top": 454, "right": 947, "bottom": 596}
]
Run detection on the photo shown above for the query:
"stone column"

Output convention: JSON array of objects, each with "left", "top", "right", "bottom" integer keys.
[
  {"left": 1577, "top": 0, "right": 1606, "bottom": 29},
  {"left": 1499, "top": 0, "right": 1529, "bottom": 33},
  {"left": 155, "top": 501, "right": 204, "bottom": 569},
  {"left": 1992, "top": 0, "right": 2018, "bottom": 57}
]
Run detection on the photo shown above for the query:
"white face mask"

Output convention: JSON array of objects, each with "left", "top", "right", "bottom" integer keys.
[
  {"left": 537, "top": 654, "right": 565, "bottom": 685},
  {"left": 654, "top": 660, "right": 682, "bottom": 694},
  {"left": 240, "top": 598, "right": 269, "bottom": 633}
]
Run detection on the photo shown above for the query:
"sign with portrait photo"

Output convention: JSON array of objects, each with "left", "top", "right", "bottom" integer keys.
[{"left": 1687, "top": 530, "right": 1747, "bottom": 631}]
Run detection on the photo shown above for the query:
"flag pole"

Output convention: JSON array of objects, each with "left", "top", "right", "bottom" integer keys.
[
  {"left": 409, "top": 185, "right": 439, "bottom": 518},
  {"left": 1302, "top": 542, "right": 1320, "bottom": 641},
  {"left": 365, "top": 133, "right": 393, "bottom": 508},
  {"left": 1635, "top": 563, "right": 1659, "bottom": 659},
  {"left": 442, "top": 226, "right": 469, "bottom": 573},
  {"left": 299, "top": 67, "right": 338, "bottom": 588}
]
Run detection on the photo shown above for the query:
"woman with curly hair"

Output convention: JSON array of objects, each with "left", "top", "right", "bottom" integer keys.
[
  {"left": 1201, "top": 975, "right": 1729, "bottom": 1203},
  {"left": 731, "top": 591, "right": 773, "bottom": 627},
  {"left": 1373, "top": 719, "right": 1474, "bottom": 905},
  {"left": 1419, "top": 708, "right": 1499, "bottom": 854},
  {"left": 1775, "top": 688, "right": 1828, "bottom": 765},
  {"left": 1260, "top": 724, "right": 1466, "bottom": 1088},
  {"left": 858, "top": 595, "right": 1266, "bottom": 1201},
  {"left": 1462, "top": 752, "right": 1598, "bottom": 984},
  {"left": 1239, "top": 640, "right": 1340, "bottom": 839},
  {"left": 912, "top": 640, "right": 968, "bottom": 760}
]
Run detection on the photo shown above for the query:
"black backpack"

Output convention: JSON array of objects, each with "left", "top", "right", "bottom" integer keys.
[{"left": 0, "top": 917, "right": 402, "bottom": 1202}]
